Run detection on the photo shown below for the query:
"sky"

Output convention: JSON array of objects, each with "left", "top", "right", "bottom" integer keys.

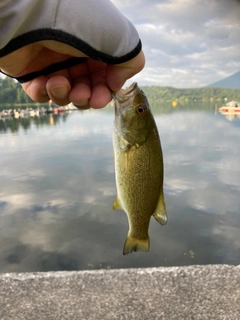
[{"left": 112, "top": 0, "right": 240, "bottom": 88}]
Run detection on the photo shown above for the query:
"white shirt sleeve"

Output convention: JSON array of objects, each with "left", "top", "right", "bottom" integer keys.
[{"left": 0, "top": 0, "right": 141, "bottom": 64}]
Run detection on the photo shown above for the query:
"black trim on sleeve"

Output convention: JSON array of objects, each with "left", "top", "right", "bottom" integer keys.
[
  {"left": 0, "top": 29, "right": 142, "bottom": 64},
  {"left": 16, "top": 57, "right": 87, "bottom": 83}
]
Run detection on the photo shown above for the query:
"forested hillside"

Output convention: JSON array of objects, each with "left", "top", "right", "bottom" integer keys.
[
  {"left": 0, "top": 77, "right": 33, "bottom": 104},
  {"left": 141, "top": 86, "right": 240, "bottom": 102},
  {"left": 1, "top": 76, "right": 240, "bottom": 105}
]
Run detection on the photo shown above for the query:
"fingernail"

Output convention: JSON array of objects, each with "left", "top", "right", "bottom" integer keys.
[
  {"left": 50, "top": 86, "right": 69, "bottom": 99},
  {"left": 72, "top": 101, "right": 88, "bottom": 107}
]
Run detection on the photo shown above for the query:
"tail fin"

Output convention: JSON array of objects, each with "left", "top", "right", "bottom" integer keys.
[{"left": 123, "top": 236, "right": 150, "bottom": 255}]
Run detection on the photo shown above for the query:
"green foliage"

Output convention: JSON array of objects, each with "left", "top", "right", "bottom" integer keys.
[
  {"left": 141, "top": 86, "right": 240, "bottom": 102},
  {"left": 0, "top": 75, "right": 239, "bottom": 106},
  {"left": 0, "top": 76, "right": 33, "bottom": 104}
]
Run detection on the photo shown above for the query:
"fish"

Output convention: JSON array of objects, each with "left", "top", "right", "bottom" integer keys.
[{"left": 112, "top": 82, "right": 167, "bottom": 255}]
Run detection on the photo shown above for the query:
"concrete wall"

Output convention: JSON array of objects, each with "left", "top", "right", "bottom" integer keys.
[{"left": 0, "top": 265, "right": 239, "bottom": 319}]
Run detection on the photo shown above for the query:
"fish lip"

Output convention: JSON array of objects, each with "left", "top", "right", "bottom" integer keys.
[
  {"left": 112, "top": 82, "right": 139, "bottom": 103},
  {"left": 113, "top": 82, "right": 139, "bottom": 118}
]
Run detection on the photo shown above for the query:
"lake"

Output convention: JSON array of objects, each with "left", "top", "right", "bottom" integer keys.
[{"left": 0, "top": 103, "right": 239, "bottom": 273}]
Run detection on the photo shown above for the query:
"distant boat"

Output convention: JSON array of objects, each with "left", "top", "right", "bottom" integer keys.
[
  {"left": 0, "top": 104, "right": 77, "bottom": 119},
  {"left": 219, "top": 100, "right": 240, "bottom": 113}
]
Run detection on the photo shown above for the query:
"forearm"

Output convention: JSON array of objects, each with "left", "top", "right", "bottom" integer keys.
[{"left": 0, "top": 0, "right": 141, "bottom": 63}]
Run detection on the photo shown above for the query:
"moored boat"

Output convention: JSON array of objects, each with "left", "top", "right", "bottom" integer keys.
[{"left": 219, "top": 100, "right": 240, "bottom": 113}]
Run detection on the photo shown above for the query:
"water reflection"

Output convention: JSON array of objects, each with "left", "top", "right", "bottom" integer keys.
[
  {"left": 0, "top": 101, "right": 239, "bottom": 135},
  {"left": 218, "top": 111, "right": 240, "bottom": 122},
  {"left": 0, "top": 112, "right": 71, "bottom": 133},
  {"left": 0, "top": 106, "right": 239, "bottom": 273}
]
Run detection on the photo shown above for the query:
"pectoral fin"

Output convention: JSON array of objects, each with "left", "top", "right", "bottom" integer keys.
[
  {"left": 119, "top": 152, "right": 128, "bottom": 174},
  {"left": 153, "top": 189, "right": 167, "bottom": 225},
  {"left": 112, "top": 196, "right": 123, "bottom": 210}
]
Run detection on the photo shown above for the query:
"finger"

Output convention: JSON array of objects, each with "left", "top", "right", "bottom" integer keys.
[
  {"left": 21, "top": 76, "right": 49, "bottom": 102},
  {"left": 68, "top": 63, "right": 92, "bottom": 108},
  {"left": 46, "top": 75, "right": 71, "bottom": 106},
  {"left": 69, "top": 83, "right": 91, "bottom": 109},
  {"left": 87, "top": 62, "right": 112, "bottom": 108},
  {"left": 90, "top": 82, "right": 112, "bottom": 109},
  {"left": 106, "top": 50, "right": 145, "bottom": 92}
]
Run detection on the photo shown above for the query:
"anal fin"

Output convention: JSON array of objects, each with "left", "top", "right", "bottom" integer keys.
[{"left": 153, "top": 189, "right": 167, "bottom": 225}]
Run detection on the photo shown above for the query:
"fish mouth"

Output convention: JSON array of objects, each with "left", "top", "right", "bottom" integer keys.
[
  {"left": 112, "top": 82, "right": 139, "bottom": 103},
  {"left": 112, "top": 82, "right": 140, "bottom": 118}
]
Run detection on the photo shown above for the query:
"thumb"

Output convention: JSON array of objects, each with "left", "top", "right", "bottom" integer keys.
[{"left": 106, "top": 51, "right": 145, "bottom": 92}]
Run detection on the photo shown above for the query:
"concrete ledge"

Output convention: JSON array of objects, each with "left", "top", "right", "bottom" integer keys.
[{"left": 0, "top": 265, "right": 239, "bottom": 320}]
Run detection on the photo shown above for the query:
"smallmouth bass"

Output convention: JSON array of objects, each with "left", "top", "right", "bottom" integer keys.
[{"left": 112, "top": 82, "right": 167, "bottom": 255}]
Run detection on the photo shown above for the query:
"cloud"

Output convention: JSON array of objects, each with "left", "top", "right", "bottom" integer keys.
[
  {"left": 0, "top": 110, "right": 240, "bottom": 271},
  {"left": 112, "top": 0, "right": 240, "bottom": 87}
]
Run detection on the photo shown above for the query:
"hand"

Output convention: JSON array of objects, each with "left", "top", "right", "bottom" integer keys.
[{"left": 0, "top": 41, "right": 145, "bottom": 109}]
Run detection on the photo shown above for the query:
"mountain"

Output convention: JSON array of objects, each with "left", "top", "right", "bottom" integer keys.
[{"left": 206, "top": 71, "right": 240, "bottom": 89}]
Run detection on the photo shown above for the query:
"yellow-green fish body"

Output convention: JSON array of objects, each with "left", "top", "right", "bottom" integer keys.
[{"left": 112, "top": 82, "right": 167, "bottom": 255}]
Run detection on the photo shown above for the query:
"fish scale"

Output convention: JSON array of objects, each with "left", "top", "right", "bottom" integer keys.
[{"left": 112, "top": 82, "right": 167, "bottom": 255}]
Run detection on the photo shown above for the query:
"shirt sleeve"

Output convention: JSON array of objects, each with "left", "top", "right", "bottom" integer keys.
[{"left": 0, "top": 0, "right": 141, "bottom": 64}]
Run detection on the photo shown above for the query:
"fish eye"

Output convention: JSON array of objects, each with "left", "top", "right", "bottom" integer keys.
[{"left": 136, "top": 105, "right": 146, "bottom": 115}]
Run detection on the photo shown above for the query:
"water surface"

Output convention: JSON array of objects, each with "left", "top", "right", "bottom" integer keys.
[{"left": 0, "top": 105, "right": 239, "bottom": 272}]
